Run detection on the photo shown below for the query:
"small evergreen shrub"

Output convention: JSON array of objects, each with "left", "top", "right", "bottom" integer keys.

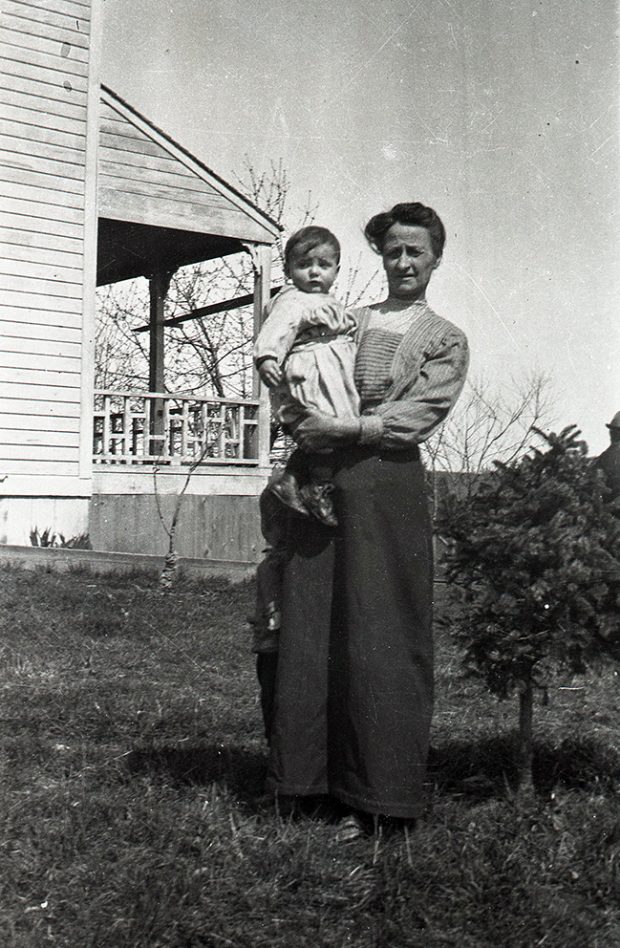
[{"left": 438, "top": 426, "right": 620, "bottom": 788}]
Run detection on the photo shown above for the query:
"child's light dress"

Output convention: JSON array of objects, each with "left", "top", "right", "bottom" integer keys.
[{"left": 254, "top": 285, "right": 360, "bottom": 429}]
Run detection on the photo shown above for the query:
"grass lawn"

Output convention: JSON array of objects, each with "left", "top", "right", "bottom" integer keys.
[{"left": 1, "top": 564, "right": 619, "bottom": 947}]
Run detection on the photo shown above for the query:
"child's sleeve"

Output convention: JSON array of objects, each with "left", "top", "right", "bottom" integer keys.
[{"left": 253, "top": 291, "right": 306, "bottom": 366}]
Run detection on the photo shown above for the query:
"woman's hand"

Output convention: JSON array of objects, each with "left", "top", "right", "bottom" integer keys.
[
  {"left": 257, "top": 358, "right": 282, "bottom": 389},
  {"left": 293, "top": 411, "right": 361, "bottom": 452}
]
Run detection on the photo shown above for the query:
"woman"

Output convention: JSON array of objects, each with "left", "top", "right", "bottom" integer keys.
[{"left": 264, "top": 202, "right": 469, "bottom": 832}]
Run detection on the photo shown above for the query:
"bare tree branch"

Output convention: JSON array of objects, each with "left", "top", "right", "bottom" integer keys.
[{"left": 423, "top": 372, "right": 556, "bottom": 490}]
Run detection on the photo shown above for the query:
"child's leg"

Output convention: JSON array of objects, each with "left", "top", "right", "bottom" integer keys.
[
  {"left": 251, "top": 552, "right": 284, "bottom": 654},
  {"left": 250, "top": 487, "right": 288, "bottom": 654},
  {"left": 260, "top": 482, "right": 292, "bottom": 547},
  {"left": 300, "top": 453, "right": 339, "bottom": 528},
  {"left": 256, "top": 652, "right": 278, "bottom": 744},
  {"left": 250, "top": 485, "right": 288, "bottom": 743},
  {"left": 304, "top": 452, "right": 336, "bottom": 484},
  {"left": 268, "top": 449, "right": 310, "bottom": 516}
]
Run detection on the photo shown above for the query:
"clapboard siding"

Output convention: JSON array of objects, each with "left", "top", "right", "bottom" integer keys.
[
  {"left": 6, "top": 0, "right": 90, "bottom": 31},
  {"left": 0, "top": 334, "right": 81, "bottom": 358},
  {"left": 0, "top": 101, "right": 87, "bottom": 136},
  {"left": 0, "top": 298, "right": 82, "bottom": 321},
  {"left": 0, "top": 321, "right": 82, "bottom": 345},
  {"left": 0, "top": 0, "right": 96, "bottom": 485},
  {"left": 1, "top": 413, "right": 79, "bottom": 432},
  {"left": 1, "top": 71, "right": 87, "bottom": 107},
  {"left": 0, "top": 396, "right": 81, "bottom": 417},
  {"left": 1, "top": 163, "right": 87, "bottom": 196},
  {"left": 2, "top": 196, "right": 84, "bottom": 226},
  {"left": 12, "top": 0, "right": 92, "bottom": 17},
  {"left": 0, "top": 350, "right": 80, "bottom": 374},
  {"left": 2, "top": 56, "right": 88, "bottom": 93},
  {"left": 98, "top": 167, "right": 226, "bottom": 198},
  {"left": 98, "top": 174, "right": 231, "bottom": 210},
  {"left": 0, "top": 30, "right": 90, "bottom": 64},
  {"left": 0, "top": 240, "right": 83, "bottom": 270},
  {"left": 2, "top": 178, "right": 85, "bottom": 209},
  {"left": 99, "top": 129, "right": 174, "bottom": 160},
  {"left": 99, "top": 113, "right": 229, "bottom": 208},
  {"left": 0, "top": 458, "right": 78, "bottom": 476},
  {"left": 1, "top": 444, "right": 78, "bottom": 461},
  {"left": 1, "top": 216, "right": 83, "bottom": 244},
  {"left": 4, "top": 10, "right": 91, "bottom": 49},
  {"left": 0, "top": 229, "right": 82, "bottom": 256},
  {"left": 0, "top": 273, "right": 83, "bottom": 299},
  {"left": 98, "top": 188, "right": 266, "bottom": 240},
  {"left": 1, "top": 84, "right": 89, "bottom": 121},
  {"left": 99, "top": 149, "right": 197, "bottom": 177},
  {"left": 0, "top": 365, "right": 80, "bottom": 388},
  {"left": 99, "top": 162, "right": 229, "bottom": 196},
  {"left": 0, "top": 40, "right": 89, "bottom": 76},
  {"left": 0, "top": 116, "right": 87, "bottom": 152},
  {"left": 0, "top": 259, "right": 83, "bottom": 286},
  {"left": 0, "top": 134, "right": 86, "bottom": 169},
  {"left": 1, "top": 298, "right": 83, "bottom": 320},
  {"left": 0, "top": 429, "right": 79, "bottom": 448}
]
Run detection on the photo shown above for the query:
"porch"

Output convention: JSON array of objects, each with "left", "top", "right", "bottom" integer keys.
[
  {"left": 89, "top": 388, "right": 274, "bottom": 563},
  {"left": 86, "top": 87, "right": 281, "bottom": 563},
  {"left": 92, "top": 389, "right": 264, "bottom": 468}
]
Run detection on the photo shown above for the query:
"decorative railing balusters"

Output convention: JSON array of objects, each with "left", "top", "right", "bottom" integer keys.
[{"left": 93, "top": 390, "right": 260, "bottom": 465}]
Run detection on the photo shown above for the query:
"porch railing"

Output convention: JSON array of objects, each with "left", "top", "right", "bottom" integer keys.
[{"left": 93, "top": 390, "right": 260, "bottom": 466}]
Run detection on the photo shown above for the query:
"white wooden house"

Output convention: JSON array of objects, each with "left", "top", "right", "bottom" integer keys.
[{"left": 0, "top": 0, "right": 279, "bottom": 563}]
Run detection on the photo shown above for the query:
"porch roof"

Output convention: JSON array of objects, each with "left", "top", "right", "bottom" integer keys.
[
  {"left": 96, "top": 85, "right": 280, "bottom": 287},
  {"left": 97, "top": 219, "right": 243, "bottom": 286}
]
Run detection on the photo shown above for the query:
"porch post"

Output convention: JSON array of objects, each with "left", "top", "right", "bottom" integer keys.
[
  {"left": 148, "top": 270, "right": 172, "bottom": 454},
  {"left": 252, "top": 244, "right": 272, "bottom": 468}
]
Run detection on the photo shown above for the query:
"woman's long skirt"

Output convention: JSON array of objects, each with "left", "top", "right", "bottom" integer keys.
[{"left": 267, "top": 446, "right": 434, "bottom": 819}]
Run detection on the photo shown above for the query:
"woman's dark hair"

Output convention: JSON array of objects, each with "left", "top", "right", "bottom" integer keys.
[
  {"left": 364, "top": 203, "right": 446, "bottom": 257},
  {"left": 284, "top": 226, "right": 341, "bottom": 273}
]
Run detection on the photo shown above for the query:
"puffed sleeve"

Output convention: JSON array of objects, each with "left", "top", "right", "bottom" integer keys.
[
  {"left": 253, "top": 288, "right": 307, "bottom": 366},
  {"left": 358, "top": 329, "right": 469, "bottom": 449}
]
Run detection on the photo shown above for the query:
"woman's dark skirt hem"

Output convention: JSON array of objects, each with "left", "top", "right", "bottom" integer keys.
[{"left": 263, "top": 781, "right": 427, "bottom": 820}]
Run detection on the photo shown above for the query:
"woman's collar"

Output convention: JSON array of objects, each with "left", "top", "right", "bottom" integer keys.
[{"left": 372, "top": 297, "right": 429, "bottom": 312}]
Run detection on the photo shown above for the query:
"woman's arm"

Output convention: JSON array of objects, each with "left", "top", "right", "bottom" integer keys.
[
  {"left": 294, "top": 327, "right": 469, "bottom": 453},
  {"left": 296, "top": 330, "right": 468, "bottom": 452},
  {"left": 293, "top": 413, "right": 361, "bottom": 452},
  {"left": 360, "top": 332, "right": 469, "bottom": 449}
]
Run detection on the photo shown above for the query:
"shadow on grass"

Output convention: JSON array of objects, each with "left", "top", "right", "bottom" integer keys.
[
  {"left": 429, "top": 734, "right": 620, "bottom": 802},
  {"left": 126, "top": 743, "right": 268, "bottom": 807}
]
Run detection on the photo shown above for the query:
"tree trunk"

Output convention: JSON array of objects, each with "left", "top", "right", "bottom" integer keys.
[
  {"left": 517, "top": 681, "right": 535, "bottom": 793},
  {"left": 160, "top": 539, "right": 178, "bottom": 592}
]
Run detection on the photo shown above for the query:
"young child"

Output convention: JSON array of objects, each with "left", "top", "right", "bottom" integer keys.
[
  {"left": 250, "top": 227, "right": 359, "bottom": 682},
  {"left": 253, "top": 225, "right": 359, "bottom": 527}
]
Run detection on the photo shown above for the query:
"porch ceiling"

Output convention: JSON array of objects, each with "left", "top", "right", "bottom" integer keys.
[{"left": 97, "top": 218, "right": 243, "bottom": 286}]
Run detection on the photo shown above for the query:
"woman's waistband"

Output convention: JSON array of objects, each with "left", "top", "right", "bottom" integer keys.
[{"left": 335, "top": 443, "right": 422, "bottom": 465}]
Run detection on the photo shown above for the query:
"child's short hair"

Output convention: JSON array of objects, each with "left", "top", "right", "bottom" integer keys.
[{"left": 284, "top": 226, "right": 341, "bottom": 273}]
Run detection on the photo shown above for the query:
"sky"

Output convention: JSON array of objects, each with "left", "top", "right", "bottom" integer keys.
[{"left": 101, "top": 0, "right": 620, "bottom": 453}]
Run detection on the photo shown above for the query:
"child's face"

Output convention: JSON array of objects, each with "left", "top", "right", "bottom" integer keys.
[{"left": 287, "top": 242, "right": 339, "bottom": 294}]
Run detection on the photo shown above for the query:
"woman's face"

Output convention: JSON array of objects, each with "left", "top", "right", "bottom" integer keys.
[{"left": 381, "top": 223, "right": 440, "bottom": 301}]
